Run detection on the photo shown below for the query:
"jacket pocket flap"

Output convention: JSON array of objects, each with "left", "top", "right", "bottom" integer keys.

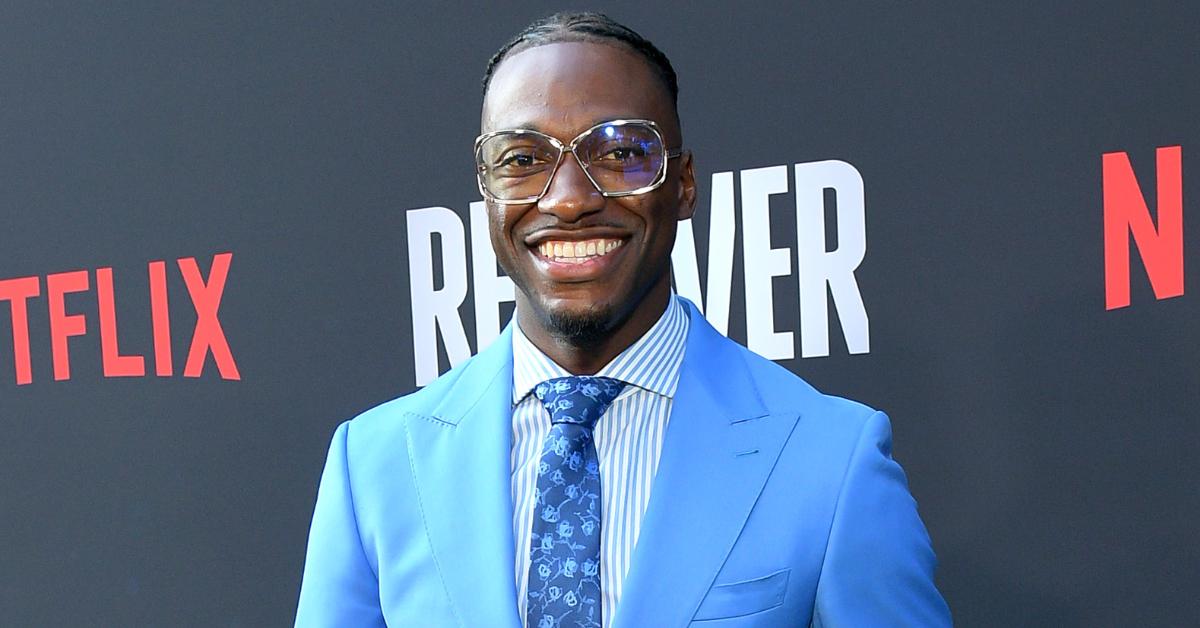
[{"left": 693, "top": 568, "right": 790, "bottom": 621}]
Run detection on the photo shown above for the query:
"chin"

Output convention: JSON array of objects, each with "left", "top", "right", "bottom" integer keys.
[{"left": 540, "top": 298, "right": 616, "bottom": 345}]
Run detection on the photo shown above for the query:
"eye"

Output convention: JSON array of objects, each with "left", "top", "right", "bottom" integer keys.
[
  {"left": 497, "top": 151, "right": 538, "bottom": 168},
  {"left": 491, "top": 146, "right": 557, "bottom": 177},
  {"left": 499, "top": 153, "right": 532, "bottom": 168},
  {"left": 599, "top": 145, "right": 648, "bottom": 161}
]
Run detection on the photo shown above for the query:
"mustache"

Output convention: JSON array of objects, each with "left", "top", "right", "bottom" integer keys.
[{"left": 521, "top": 218, "right": 630, "bottom": 236}]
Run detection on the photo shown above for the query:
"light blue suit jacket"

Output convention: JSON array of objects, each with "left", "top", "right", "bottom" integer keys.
[{"left": 295, "top": 301, "right": 951, "bottom": 627}]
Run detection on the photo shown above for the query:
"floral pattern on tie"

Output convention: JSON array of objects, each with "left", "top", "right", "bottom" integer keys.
[{"left": 527, "top": 376, "right": 625, "bottom": 628}]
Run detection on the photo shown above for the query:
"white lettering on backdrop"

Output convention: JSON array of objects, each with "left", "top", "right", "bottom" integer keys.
[{"left": 406, "top": 160, "right": 870, "bottom": 386}]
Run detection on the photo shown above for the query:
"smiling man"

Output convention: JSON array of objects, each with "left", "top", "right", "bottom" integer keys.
[{"left": 296, "top": 12, "right": 950, "bottom": 628}]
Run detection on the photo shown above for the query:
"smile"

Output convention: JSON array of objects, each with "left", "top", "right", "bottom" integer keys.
[{"left": 535, "top": 238, "right": 624, "bottom": 264}]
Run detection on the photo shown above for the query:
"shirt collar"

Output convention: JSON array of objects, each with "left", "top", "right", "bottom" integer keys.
[{"left": 511, "top": 293, "right": 690, "bottom": 406}]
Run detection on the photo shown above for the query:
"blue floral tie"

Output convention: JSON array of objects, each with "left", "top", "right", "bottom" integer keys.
[{"left": 526, "top": 376, "right": 625, "bottom": 628}]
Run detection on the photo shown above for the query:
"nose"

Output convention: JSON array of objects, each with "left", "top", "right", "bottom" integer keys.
[{"left": 537, "top": 151, "right": 605, "bottom": 223}]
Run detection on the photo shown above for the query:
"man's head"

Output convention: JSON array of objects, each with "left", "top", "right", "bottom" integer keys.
[
  {"left": 482, "top": 12, "right": 680, "bottom": 124},
  {"left": 479, "top": 12, "right": 696, "bottom": 359}
]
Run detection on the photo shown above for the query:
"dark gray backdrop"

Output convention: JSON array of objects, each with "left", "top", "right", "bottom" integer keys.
[{"left": 1, "top": 2, "right": 1196, "bottom": 626}]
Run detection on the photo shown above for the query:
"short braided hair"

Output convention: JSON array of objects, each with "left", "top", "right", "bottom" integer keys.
[{"left": 481, "top": 12, "right": 679, "bottom": 115}]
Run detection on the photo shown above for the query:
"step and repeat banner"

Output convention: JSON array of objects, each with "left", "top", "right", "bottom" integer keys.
[{"left": 1, "top": 3, "right": 1195, "bottom": 626}]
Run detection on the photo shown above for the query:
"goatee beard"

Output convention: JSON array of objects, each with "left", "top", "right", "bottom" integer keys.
[{"left": 544, "top": 306, "right": 612, "bottom": 346}]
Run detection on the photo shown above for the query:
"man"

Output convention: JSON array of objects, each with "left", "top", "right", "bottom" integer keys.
[{"left": 296, "top": 12, "right": 950, "bottom": 627}]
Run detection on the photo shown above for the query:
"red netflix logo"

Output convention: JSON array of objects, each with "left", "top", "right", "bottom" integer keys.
[
  {"left": 0, "top": 252, "right": 240, "bottom": 385},
  {"left": 1103, "top": 145, "right": 1185, "bottom": 310}
]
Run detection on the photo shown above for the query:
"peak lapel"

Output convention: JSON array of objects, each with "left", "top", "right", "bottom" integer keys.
[
  {"left": 404, "top": 326, "right": 522, "bottom": 628},
  {"left": 611, "top": 304, "right": 802, "bottom": 628}
]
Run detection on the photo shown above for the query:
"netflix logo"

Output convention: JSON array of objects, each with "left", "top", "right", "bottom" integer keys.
[
  {"left": 0, "top": 252, "right": 240, "bottom": 385},
  {"left": 1103, "top": 145, "right": 1185, "bottom": 310}
]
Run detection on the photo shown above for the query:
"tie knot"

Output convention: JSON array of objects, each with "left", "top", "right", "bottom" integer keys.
[{"left": 534, "top": 376, "right": 626, "bottom": 429}]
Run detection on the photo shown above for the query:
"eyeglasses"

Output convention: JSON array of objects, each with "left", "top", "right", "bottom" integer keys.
[{"left": 474, "top": 118, "right": 683, "bottom": 204}]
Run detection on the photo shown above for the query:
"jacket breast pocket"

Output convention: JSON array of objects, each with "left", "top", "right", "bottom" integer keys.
[{"left": 692, "top": 568, "right": 790, "bottom": 621}]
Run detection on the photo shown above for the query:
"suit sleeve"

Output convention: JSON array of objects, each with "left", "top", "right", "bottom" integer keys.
[
  {"left": 812, "top": 411, "right": 952, "bottom": 627},
  {"left": 295, "top": 421, "right": 387, "bottom": 628}
]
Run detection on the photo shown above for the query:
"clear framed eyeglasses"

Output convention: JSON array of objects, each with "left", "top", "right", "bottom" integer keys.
[{"left": 473, "top": 118, "right": 683, "bottom": 204}]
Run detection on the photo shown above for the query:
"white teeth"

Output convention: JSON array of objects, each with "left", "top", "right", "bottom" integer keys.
[{"left": 537, "top": 238, "right": 623, "bottom": 261}]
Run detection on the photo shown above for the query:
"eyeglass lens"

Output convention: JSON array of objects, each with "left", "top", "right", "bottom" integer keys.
[{"left": 477, "top": 122, "right": 665, "bottom": 200}]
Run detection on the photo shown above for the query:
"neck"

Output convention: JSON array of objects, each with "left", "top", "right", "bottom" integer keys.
[{"left": 518, "top": 282, "right": 671, "bottom": 376}]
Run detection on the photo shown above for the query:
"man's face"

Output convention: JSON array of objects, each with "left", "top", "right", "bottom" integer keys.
[{"left": 482, "top": 40, "right": 696, "bottom": 343}]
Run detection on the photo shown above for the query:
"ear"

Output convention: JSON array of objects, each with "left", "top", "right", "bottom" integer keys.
[{"left": 676, "top": 150, "right": 697, "bottom": 221}]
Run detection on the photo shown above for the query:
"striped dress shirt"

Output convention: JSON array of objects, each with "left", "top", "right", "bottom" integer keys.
[{"left": 511, "top": 294, "right": 690, "bottom": 627}]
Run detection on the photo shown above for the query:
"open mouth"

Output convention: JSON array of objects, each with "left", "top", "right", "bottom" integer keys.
[{"left": 533, "top": 238, "right": 625, "bottom": 265}]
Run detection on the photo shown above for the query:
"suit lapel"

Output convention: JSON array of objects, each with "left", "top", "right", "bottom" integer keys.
[
  {"left": 404, "top": 325, "right": 522, "bottom": 628},
  {"left": 612, "top": 303, "right": 802, "bottom": 628}
]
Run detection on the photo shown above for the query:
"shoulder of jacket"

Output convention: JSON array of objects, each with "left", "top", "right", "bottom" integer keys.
[
  {"left": 724, "top": 336, "right": 879, "bottom": 429},
  {"left": 340, "top": 350, "right": 488, "bottom": 440}
]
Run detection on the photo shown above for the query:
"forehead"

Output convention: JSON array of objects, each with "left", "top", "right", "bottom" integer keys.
[{"left": 482, "top": 40, "right": 677, "bottom": 140}]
